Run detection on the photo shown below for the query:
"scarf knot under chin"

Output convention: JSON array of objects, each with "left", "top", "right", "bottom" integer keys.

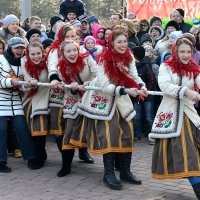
[{"left": 164, "top": 45, "right": 200, "bottom": 79}]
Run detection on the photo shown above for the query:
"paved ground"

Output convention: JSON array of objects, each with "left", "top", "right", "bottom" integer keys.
[{"left": 0, "top": 137, "right": 196, "bottom": 200}]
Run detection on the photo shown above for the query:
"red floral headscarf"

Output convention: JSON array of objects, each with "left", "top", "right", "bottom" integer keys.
[
  {"left": 97, "top": 30, "right": 139, "bottom": 89},
  {"left": 165, "top": 39, "right": 200, "bottom": 79}
]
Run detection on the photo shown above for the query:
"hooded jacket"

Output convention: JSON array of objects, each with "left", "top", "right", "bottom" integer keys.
[{"left": 92, "top": 24, "right": 106, "bottom": 47}]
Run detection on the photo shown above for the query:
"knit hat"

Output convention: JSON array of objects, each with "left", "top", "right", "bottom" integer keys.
[
  {"left": 169, "top": 31, "right": 182, "bottom": 40},
  {"left": 144, "top": 45, "right": 154, "bottom": 53},
  {"left": 176, "top": 8, "right": 185, "bottom": 17},
  {"left": 7, "top": 37, "right": 25, "bottom": 48},
  {"left": 141, "top": 34, "right": 152, "bottom": 45},
  {"left": 81, "top": 19, "right": 88, "bottom": 24},
  {"left": 84, "top": 36, "right": 96, "bottom": 46},
  {"left": 26, "top": 29, "right": 41, "bottom": 41},
  {"left": 180, "top": 32, "right": 196, "bottom": 45},
  {"left": 42, "top": 38, "right": 54, "bottom": 49},
  {"left": 86, "top": 16, "right": 99, "bottom": 24},
  {"left": 149, "top": 16, "right": 162, "bottom": 26},
  {"left": 165, "top": 20, "right": 179, "bottom": 31},
  {"left": 50, "top": 16, "right": 62, "bottom": 28},
  {"left": 3, "top": 14, "right": 19, "bottom": 27},
  {"left": 149, "top": 26, "right": 162, "bottom": 35},
  {"left": 69, "top": 19, "right": 81, "bottom": 29},
  {"left": 132, "top": 46, "right": 145, "bottom": 61}
]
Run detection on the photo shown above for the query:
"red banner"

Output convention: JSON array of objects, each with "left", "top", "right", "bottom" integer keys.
[{"left": 127, "top": 0, "right": 200, "bottom": 19}]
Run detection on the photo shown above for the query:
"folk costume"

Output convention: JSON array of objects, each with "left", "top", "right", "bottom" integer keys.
[
  {"left": 71, "top": 31, "right": 145, "bottom": 189},
  {"left": 47, "top": 26, "right": 94, "bottom": 177},
  {"left": 149, "top": 44, "right": 200, "bottom": 198},
  {"left": 20, "top": 48, "right": 49, "bottom": 166}
]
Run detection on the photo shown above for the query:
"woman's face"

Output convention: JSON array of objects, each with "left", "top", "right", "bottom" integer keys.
[
  {"left": 12, "top": 47, "right": 25, "bottom": 58},
  {"left": 8, "top": 22, "right": 19, "bottom": 34},
  {"left": 63, "top": 43, "right": 78, "bottom": 63},
  {"left": 113, "top": 34, "right": 128, "bottom": 54},
  {"left": 120, "top": 22, "right": 129, "bottom": 33},
  {"left": 177, "top": 43, "right": 192, "bottom": 64},
  {"left": 29, "top": 46, "right": 43, "bottom": 64},
  {"left": 145, "top": 49, "right": 153, "bottom": 58},
  {"left": 64, "top": 30, "right": 76, "bottom": 41},
  {"left": 105, "top": 29, "right": 112, "bottom": 42}
]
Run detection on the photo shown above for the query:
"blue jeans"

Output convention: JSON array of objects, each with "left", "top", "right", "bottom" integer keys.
[
  {"left": 134, "top": 100, "right": 155, "bottom": 139},
  {"left": 0, "top": 115, "right": 35, "bottom": 163}
]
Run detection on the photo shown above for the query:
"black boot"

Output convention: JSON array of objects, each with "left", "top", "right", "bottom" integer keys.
[
  {"left": 119, "top": 152, "right": 142, "bottom": 185},
  {"left": 103, "top": 153, "right": 122, "bottom": 190},
  {"left": 192, "top": 182, "right": 200, "bottom": 199},
  {"left": 27, "top": 158, "right": 44, "bottom": 170},
  {"left": 114, "top": 153, "right": 120, "bottom": 171},
  {"left": 79, "top": 148, "right": 94, "bottom": 164},
  {"left": 0, "top": 162, "right": 11, "bottom": 173},
  {"left": 57, "top": 149, "right": 75, "bottom": 177}
]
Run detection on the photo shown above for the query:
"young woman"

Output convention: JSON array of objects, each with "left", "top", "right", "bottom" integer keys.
[
  {"left": 48, "top": 24, "right": 94, "bottom": 176},
  {"left": 0, "top": 14, "right": 27, "bottom": 47},
  {"left": 71, "top": 30, "right": 148, "bottom": 190},
  {"left": 56, "top": 40, "right": 98, "bottom": 177},
  {"left": 149, "top": 38, "right": 200, "bottom": 199},
  {"left": 120, "top": 19, "right": 140, "bottom": 46},
  {"left": 20, "top": 42, "right": 50, "bottom": 168},
  {"left": 0, "top": 37, "right": 38, "bottom": 172}
]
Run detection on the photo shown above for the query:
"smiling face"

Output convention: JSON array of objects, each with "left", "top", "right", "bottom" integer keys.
[
  {"left": 8, "top": 22, "right": 19, "bottom": 34},
  {"left": 64, "top": 29, "right": 76, "bottom": 41},
  {"left": 113, "top": 34, "right": 128, "bottom": 54},
  {"left": 29, "top": 46, "right": 43, "bottom": 64},
  {"left": 12, "top": 46, "right": 25, "bottom": 58},
  {"left": 63, "top": 43, "right": 78, "bottom": 63},
  {"left": 120, "top": 22, "right": 129, "bottom": 33},
  {"left": 177, "top": 43, "right": 192, "bottom": 64}
]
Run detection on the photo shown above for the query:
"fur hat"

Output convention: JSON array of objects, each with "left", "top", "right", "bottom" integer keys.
[
  {"left": 165, "top": 20, "right": 179, "bottom": 31},
  {"left": 7, "top": 37, "right": 25, "bottom": 48},
  {"left": 84, "top": 36, "right": 96, "bottom": 46},
  {"left": 50, "top": 16, "right": 62, "bottom": 28},
  {"left": 3, "top": 14, "right": 19, "bottom": 27},
  {"left": 176, "top": 8, "right": 185, "bottom": 17},
  {"left": 132, "top": 46, "right": 145, "bottom": 61},
  {"left": 150, "top": 16, "right": 162, "bottom": 26},
  {"left": 26, "top": 29, "right": 41, "bottom": 41},
  {"left": 141, "top": 34, "right": 152, "bottom": 45}
]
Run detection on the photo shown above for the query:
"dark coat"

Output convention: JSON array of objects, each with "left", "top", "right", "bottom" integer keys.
[
  {"left": 179, "top": 21, "right": 192, "bottom": 33},
  {"left": 133, "top": 58, "right": 158, "bottom": 102},
  {"left": 47, "top": 30, "right": 55, "bottom": 40}
]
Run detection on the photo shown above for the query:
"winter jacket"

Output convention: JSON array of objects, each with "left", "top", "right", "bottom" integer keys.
[
  {"left": 92, "top": 24, "right": 106, "bottom": 47},
  {"left": 134, "top": 58, "right": 158, "bottom": 101},
  {"left": 179, "top": 21, "right": 192, "bottom": 33}
]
